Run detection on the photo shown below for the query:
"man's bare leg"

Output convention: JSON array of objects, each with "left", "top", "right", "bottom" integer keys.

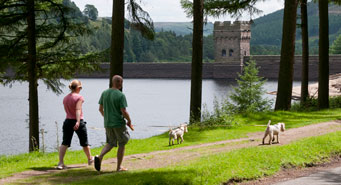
[
  {"left": 117, "top": 145, "right": 126, "bottom": 171},
  {"left": 99, "top": 144, "right": 114, "bottom": 161}
]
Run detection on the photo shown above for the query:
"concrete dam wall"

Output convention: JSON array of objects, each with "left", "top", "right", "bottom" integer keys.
[{"left": 77, "top": 55, "right": 341, "bottom": 80}]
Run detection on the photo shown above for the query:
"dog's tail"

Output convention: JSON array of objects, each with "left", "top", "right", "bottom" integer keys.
[{"left": 267, "top": 120, "right": 271, "bottom": 127}]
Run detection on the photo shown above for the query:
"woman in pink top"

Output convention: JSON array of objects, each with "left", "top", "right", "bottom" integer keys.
[{"left": 57, "top": 80, "right": 94, "bottom": 170}]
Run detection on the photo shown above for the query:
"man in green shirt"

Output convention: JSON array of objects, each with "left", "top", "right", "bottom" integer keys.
[{"left": 94, "top": 75, "right": 133, "bottom": 172}]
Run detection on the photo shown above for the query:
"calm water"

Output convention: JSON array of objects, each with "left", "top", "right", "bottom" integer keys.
[{"left": 0, "top": 79, "right": 288, "bottom": 155}]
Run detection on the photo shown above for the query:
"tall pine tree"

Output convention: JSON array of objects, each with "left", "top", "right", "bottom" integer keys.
[{"left": 0, "top": 0, "right": 100, "bottom": 152}]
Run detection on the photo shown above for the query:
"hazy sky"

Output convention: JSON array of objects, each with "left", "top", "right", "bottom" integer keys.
[{"left": 72, "top": 0, "right": 284, "bottom": 22}]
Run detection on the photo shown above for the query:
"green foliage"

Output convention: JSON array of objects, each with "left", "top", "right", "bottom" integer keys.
[
  {"left": 127, "top": 0, "right": 155, "bottom": 40},
  {"left": 251, "top": 45, "right": 281, "bottom": 55},
  {"left": 83, "top": 4, "right": 98, "bottom": 21},
  {"left": 60, "top": 132, "right": 341, "bottom": 185},
  {"left": 64, "top": 1, "right": 341, "bottom": 59},
  {"left": 291, "top": 96, "right": 341, "bottom": 111},
  {"left": 180, "top": 0, "right": 262, "bottom": 20},
  {"left": 0, "top": 0, "right": 101, "bottom": 94},
  {"left": 330, "top": 33, "right": 341, "bottom": 54},
  {"left": 251, "top": 2, "right": 341, "bottom": 55},
  {"left": 200, "top": 98, "right": 239, "bottom": 128},
  {"left": 229, "top": 60, "right": 272, "bottom": 113},
  {"left": 154, "top": 22, "right": 214, "bottom": 36},
  {"left": 1, "top": 108, "right": 340, "bottom": 179},
  {"left": 195, "top": 60, "right": 272, "bottom": 127},
  {"left": 97, "top": 29, "right": 214, "bottom": 62}
]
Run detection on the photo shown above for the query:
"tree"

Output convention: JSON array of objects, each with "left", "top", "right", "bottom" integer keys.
[
  {"left": 300, "top": 0, "right": 310, "bottom": 105},
  {"left": 0, "top": 0, "right": 100, "bottom": 152},
  {"left": 274, "top": 0, "right": 299, "bottom": 110},
  {"left": 181, "top": 0, "right": 262, "bottom": 21},
  {"left": 318, "top": 0, "right": 329, "bottom": 109},
  {"left": 109, "top": 0, "right": 155, "bottom": 87},
  {"left": 110, "top": 0, "right": 125, "bottom": 87},
  {"left": 190, "top": 0, "right": 204, "bottom": 122},
  {"left": 181, "top": 0, "right": 264, "bottom": 122},
  {"left": 229, "top": 60, "right": 272, "bottom": 113},
  {"left": 330, "top": 34, "right": 341, "bottom": 54},
  {"left": 26, "top": 0, "right": 39, "bottom": 152},
  {"left": 83, "top": 4, "right": 98, "bottom": 21}
]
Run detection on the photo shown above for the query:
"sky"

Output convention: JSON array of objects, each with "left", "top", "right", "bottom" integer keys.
[{"left": 72, "top": 0, "right": 285, "bottom": 22}]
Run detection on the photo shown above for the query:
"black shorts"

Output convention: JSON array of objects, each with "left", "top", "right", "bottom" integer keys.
[{"left": 62, "top": 119, "right": 89, "bottom": 147}]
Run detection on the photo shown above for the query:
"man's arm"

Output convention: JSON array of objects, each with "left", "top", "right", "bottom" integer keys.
[
  {"left": 99, "top": 104, "right": 104, "bottom": 117},
  {"left": 121, "top": 108, "right": 134, "bottom": 131}
]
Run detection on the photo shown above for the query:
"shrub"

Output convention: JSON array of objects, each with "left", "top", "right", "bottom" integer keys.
[
  {"left": 199, "top": 98, "right": 239, "bottom": 128},
  {"left": 291, "top": 96, "right": 341, "bottom": 111},
  {"left": 228, "top": 60, "right": 272, "bottom": 113}
]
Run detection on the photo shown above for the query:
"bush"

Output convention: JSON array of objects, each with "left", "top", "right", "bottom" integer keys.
[
  {"left": 228, "top": 60, "right": 272, "bottom": 113},
  {"left": 291, "top": 96, "right": 341, "bottom": 111},
  {"left": 198, "top": 98, "right": 239, "bottom": 128},
  {"left": 194, "top": 60, "right": 273, "bottom": 128}
]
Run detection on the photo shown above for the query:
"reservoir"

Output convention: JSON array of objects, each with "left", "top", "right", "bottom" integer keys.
[{"left": 0, "top": 78, "right": 286, "bottom": 155}]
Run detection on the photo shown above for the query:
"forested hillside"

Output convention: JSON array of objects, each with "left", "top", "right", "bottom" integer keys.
[
  {"left": 73, "top": 1, "right": 341, "bottom": 62},
  {"left": 251, "top": 2, "right": 341, "bottom": 54},
  {"left": 76, "top": 18, "right": 214, "bottom": 62},
  {"left": 154, "top": 22, "right": 214, "bottom": 36}
]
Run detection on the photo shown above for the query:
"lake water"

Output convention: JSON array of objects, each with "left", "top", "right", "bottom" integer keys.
[{"left": 0, "top": 78, "right": 289, "bottom": 155}]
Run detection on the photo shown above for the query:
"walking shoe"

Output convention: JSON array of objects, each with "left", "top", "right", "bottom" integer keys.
[
  {"left": 94, "top": 155, "right": 101, "bottom": 171},
  {"left": 88, "top": 156, "right": 94, "bottom": 165},
  {"left": 56, "top": 164, "right": 66, "bottom": 170}
]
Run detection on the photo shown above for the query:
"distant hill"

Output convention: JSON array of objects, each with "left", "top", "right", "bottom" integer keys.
[
  {"left": 153, "top": 2, "right": 341, "bottom": 54},
  {"left": 250, "top": 2, "right": 341, "bottom": 54},
  {"left": 74, "top": 1, "right": 341, "bottom": 61},
  {"left": 251, "top": 2, "right": 341, "bottom": 45},
  {"left": 154, "top": 22, "right": 214, "bottom": 36}
]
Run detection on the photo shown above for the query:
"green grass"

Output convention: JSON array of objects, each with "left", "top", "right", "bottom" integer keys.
[
  {"left": 23, "top": 131, "right": 341, "bottom": 185},
  {"left": 1, "top": 108, "right": 340, "bottom": 179},
  {"left": 234, "top": 108, "right": 341, "bottom": 129}
]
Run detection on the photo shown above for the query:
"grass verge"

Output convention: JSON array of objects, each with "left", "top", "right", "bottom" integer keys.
[
  {"left": 0, "top": 108, "right": 340, "bottom": 179},
  {"left": 22, "top": 131, "right": 341, "bottom": 185}
]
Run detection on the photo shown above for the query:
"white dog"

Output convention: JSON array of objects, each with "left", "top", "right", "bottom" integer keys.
[
  {"left": 169, "top": 123, "right": 188, "bottom": 146},
  {"left": 262, "top": 120, "right": 285, "bottom": 145}
]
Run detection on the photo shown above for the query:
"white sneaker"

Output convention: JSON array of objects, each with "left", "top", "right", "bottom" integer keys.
[
  {"left": 57, "top": 164, "right": 66, "bottom": 170},
  {"left": 88, "top": 156, "right": 94, "bottom": 165}
]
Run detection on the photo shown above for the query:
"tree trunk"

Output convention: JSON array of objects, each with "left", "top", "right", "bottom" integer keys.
[
  {"left": 300, "top": 0, "right": 309, "bottom": 105},
  {"left": 189, "top": 0, "right": 203, "bottom": 123},
  {"left": 27, "top": 0, "right": 39, "bottom": 152},
  {"left": 110, "top": 0, "right": 125, "bottom": 87},
  {"left": 318, "top": 0, "right": 329, "bottom": 109},
  {"left": 274, "top": 0, "right": 298, "bottom": 110}
]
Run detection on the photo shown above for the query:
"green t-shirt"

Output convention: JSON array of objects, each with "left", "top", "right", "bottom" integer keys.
[{"left": 99, "top": 88, "right": 128, "bottom": 128}]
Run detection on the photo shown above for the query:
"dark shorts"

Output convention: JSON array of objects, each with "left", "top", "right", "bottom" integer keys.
[
  {"left": 106, "top": 126, "right": 130, "bottom": 147},
  {"left": 62, "top": 119, "right": 89, "bottom": 147}
]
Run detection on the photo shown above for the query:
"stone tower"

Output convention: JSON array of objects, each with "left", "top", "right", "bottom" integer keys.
[{"left": 213, "top": 21, "right": 251, "bottom": 65}]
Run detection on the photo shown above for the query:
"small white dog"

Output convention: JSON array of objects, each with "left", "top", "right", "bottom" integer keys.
[
  {"left": 262, "top": 120, "right": 285, "bottom": 145},
  {"left": 169, "top": 123, "right": 188, "bottom": 146}
]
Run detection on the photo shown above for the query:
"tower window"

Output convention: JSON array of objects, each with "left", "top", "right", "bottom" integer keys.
[
  {"left": 229, "top": 49, "right": 234, "bottom": 56},
  {"left": 222, "top": 49, "right": 226, "bottom": 57}
]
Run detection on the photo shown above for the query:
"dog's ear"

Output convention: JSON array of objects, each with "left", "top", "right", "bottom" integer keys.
[{"left": 281, "top": 123, "right": 285, "bottom": 131}]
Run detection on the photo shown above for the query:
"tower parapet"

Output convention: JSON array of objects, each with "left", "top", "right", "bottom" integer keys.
[{"left": 214, "top": 21, "right": 251, "bottom": 65}]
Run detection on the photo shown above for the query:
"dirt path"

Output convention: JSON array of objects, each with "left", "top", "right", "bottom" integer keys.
[{"left": 1, "top": 121, "right": 341, "bottom": 184}]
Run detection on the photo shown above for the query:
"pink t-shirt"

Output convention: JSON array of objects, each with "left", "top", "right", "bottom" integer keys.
[{"left": 63, "top": 93, "right": 84, "bottom": 120}]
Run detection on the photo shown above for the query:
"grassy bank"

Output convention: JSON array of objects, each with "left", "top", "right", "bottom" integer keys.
[
  {"left": 1, "top": 108, "right": 340, "bottom": 179},
  {"left": 26, "top": 131, "right": 341, "bottom": 185}
]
